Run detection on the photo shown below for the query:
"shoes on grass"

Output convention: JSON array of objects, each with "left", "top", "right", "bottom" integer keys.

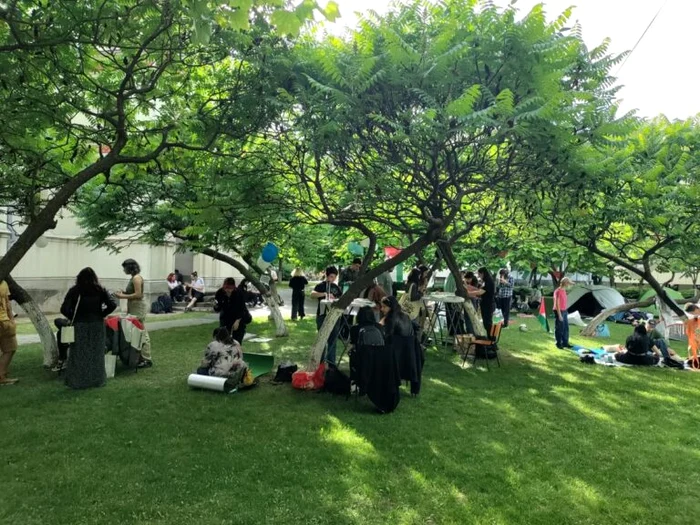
[
  {"left": 137, "top": 360, "right": 153, "bottom": 369},
  {"left": 0, "top": 376, "right": 19, "bottom": 385}
]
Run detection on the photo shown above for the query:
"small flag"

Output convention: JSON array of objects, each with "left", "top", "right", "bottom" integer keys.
[{"left": 538, "top": 300, "right": 550, "bottom": 333}]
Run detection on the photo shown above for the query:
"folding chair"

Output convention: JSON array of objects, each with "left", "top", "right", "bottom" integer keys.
[{"left": 462, "top": 322, "right": 503, "bottom": 369}]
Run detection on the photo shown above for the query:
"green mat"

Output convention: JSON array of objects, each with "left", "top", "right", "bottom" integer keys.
[{"left": 242, "top": 352, "right": 274, "bottom": 378}]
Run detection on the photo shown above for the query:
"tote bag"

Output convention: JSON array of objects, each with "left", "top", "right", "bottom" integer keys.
[
  {"left": 399, "top": 284, "right": 422, "bottom": 320},
  {"left": 62, "top": 295, "right": 81, "bottom": 344}
]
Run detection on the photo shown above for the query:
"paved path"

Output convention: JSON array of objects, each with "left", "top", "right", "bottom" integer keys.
[
  {"left": 17, "top": 314, "right": 222, "bottom": 346},
  {"left": 18, "top": 288, "right": 303, "bottom": 346}
]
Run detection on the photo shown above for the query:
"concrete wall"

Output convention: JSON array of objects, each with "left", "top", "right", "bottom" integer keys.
[{"left": 1, "top": 211, "right": 244, "bottom": 314}]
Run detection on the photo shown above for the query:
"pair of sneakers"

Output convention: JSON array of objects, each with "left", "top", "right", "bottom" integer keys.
[
  {"left": 556, "top": 343, "right": 574, "bottom": 349},
  {"left": 0, "top": 376, "right": 19, "bottom": 385}
]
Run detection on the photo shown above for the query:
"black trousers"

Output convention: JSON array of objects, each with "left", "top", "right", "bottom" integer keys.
[
  {"left": 498, "top": 296, "right": 512, "bottom": 327},
  {"left": 291, "top": 291, "right": 306, "bottom": 320},
  {"left": 220, "top": 317, "right": 247, "bottom": 344}
]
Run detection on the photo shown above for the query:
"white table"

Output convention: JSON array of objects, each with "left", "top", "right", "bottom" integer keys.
[{"left": 423, "top": 294, "right": 466, "bottom": 350}]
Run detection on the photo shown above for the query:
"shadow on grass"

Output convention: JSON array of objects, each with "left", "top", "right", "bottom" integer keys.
[{"left": 2, "top": 316, "right": 700, "bottom": 524}]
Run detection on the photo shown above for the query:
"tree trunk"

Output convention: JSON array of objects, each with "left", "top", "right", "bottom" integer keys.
[
  {"left": 549, "top": 270, "right": 560, "bottom": 289},
  {"left": 6, "top": 276, "right": 58, "bottom": 367},
  {"left": 199, "top": 248, "right": 288, "bottom": 337},
  {"left": 662, "top": 272, "right": 675, "bottom": 288},
  {"left": 306, "top": 227, "right": 443, "bottom": 369},
  {"left": 580, "top": 297, "right": 655, "bottom": 337},
  {"left": 644, "top": 269, "right": 685, "bottom": 317},
  {"left": 0, "top": 157, "right": 117, "bottom": 282},
  {"left": 306, "top": 306, "right": 344, "bottom": 370},
  {"left": 437, "top": 240, "right": 486, "bottom": 336}
]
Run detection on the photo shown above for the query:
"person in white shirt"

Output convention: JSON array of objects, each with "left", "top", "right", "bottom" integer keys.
[{"left": 184, "top": 271, "right": 205, "bottom": 312}]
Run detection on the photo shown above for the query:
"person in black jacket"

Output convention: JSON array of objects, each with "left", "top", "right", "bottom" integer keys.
[
  {"left": 380, "top": 295, "right": 423, "bottom": 396},
  {"left": 60, "top": 267, "right": 117, "bottom": 389},
  {"left": 615, "top": 324, "right": 661, "bottom": 366},
  {"left": 214, "top": 278, "right": 252, "bottom": 344},
  {"left": 288, "top": 268, "right": 309, "bottom": 321}
]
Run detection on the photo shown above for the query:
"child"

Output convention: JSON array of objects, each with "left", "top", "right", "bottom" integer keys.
[{"left": 198, "top": 327, "right": 247, "bottom": 383}]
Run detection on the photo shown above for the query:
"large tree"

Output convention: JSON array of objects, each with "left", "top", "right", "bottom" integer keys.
[
  {"left": 0, "top": 0, "right": 325, "bottom": 360},
  {"left": 542, "top": 116, "right": 700, "bottom": 316},
  {"left": 268, "top": 0, "right": 629, "bottom": 366}
]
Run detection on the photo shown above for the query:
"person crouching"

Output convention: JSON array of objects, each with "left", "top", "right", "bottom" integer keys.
[{"left": 198, "top": 327, "right": 248, "bottom": 385}]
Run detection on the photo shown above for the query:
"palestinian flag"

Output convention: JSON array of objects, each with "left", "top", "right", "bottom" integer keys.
[{"left": 538, "top": 300, "right": 550, "bottom": 333}]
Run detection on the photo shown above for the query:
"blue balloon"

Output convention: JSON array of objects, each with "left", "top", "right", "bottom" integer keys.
[{"left": 261, "top": 242, "right": 279, "bottom": 263}]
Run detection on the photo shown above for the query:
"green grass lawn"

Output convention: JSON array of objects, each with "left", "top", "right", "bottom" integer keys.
[{"left": 2, "top": 316, "right": 700, "bottom": 524}]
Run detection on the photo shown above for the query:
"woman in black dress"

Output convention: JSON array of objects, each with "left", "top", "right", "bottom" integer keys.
[
  {"left": 380, "top": 296, "right": 423, "bottom": 396},
  {"left": 469, "top": 267, "right": 496, "bottom": 336},
  {"left": 60, "top": 268, "right": 117, "bottom": 389}
]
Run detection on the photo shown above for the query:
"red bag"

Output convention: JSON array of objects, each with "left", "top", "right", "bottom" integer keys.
[{"left": 291, "top": 363, "right": 326, "bottom": 390}]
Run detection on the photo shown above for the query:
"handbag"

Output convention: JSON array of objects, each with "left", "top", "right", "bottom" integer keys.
[
  {"left": 62, "top": 295, "right": 81, "bottom": 344},
  {"left": 399, "top": 284, "right": 421, "bottom": 320}
]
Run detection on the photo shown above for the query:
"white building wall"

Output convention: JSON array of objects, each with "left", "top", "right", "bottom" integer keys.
[{"left": 1, "top": 211, "right": 244, "bottom": 313}]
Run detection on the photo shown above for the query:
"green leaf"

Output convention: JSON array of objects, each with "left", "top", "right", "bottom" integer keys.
[
  {"left": 271, "top": 10, "right": 303, "bottom": 36},
  {"left": 322, "top": 1, "right": 341, "bottom": 22}
]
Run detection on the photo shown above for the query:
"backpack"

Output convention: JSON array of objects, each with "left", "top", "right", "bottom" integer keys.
[
  {"left": 358, "top": 325, "right": 385, "bottom": 347},
  {"left": 150, "top": 300, "right": 164, "bottom": 314},
  {"left": 324, "top": 363, "right": 351, "bottom": 397},
  {"left": 158, "top": 294, "right": 173, "bottom": 313},
  {"left": 273, "top": 361, "right": 298, "bottom": 382}
]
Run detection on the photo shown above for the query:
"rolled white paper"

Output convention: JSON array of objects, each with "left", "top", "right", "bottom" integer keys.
[{"left": 187, "top": 374, "right": 237, "bottom": 393}]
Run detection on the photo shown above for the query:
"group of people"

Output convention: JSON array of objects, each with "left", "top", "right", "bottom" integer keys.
[
  {"left": 166, "top": 270, "right": 206, "bottom": 312},
  {"left": 193, "top": 277, "right": 255, "bottom": 384}
]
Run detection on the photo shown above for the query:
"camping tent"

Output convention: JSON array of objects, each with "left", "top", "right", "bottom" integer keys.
[
  {"left": 639, "top": 287, "right": 685, "bottom": 314},
  {"left": 566, "top": 285, "right": 626, "bottom": 317}
]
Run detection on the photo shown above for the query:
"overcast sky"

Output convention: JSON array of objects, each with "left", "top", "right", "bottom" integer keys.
[{"left": 321, "top": 0, "right": 697, "bottom": 120}]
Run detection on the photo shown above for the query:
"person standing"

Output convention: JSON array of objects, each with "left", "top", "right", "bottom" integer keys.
[
  {"left": 214, "top": 278, "right": 252, "bottom": 344},
  {"left": 0, "top": 280, "right": 19, "bottom": 385},
  {"left": 116, "top": 259, "right": 153, "bottom": 367},
  {"left": 288, "top": 268, "right": 309, "bottom": 321},
  {"left": 310, "top": 266, "right": 342, "bottom": 364},
  {"left": 339, "top": 258, "right": 362, "bottom": 291},
  {"left": 376, "top": 270, "right": 394, "bottom": 298},
  {"left": 60, "top": 268, "right": 117, "bottom": 389},
  {"left": 469, "top": 268, "right": 496, "bottom": 336},
  {"left": 553, "top": 277, "right": 573, "bottom": 349},
  {"left": 497, "top": 269, "right": 514, "bottom": 328}
]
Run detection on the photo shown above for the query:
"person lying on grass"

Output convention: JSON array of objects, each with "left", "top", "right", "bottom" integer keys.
[
  {"left": 197, "top": 327, "right": 248, "bottom": 384},
  {"left": 615, "top": 324, "right": 662, "bottom": 366}
]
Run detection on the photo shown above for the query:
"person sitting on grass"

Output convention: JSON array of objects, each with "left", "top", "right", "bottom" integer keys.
[
  {"left": 197, "top": 327, "right": 248, "bottom": 384},
  {"left": 615, "top": 324, "right": 661, "bottom": 366}
]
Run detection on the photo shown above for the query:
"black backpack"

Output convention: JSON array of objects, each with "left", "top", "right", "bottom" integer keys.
[
  {"left": 358, "top": 325, "right": 385, "bottom": 347},
  {"left": 158, "top": 294, "right": 173, "bottom": 313},
  {"left": 150, "top": 300, "right": 164, "bottom": 314}
]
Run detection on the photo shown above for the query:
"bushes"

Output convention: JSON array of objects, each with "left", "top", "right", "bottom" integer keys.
[{"left": 618, "top": 288, "right": 642, "bottom": 300}]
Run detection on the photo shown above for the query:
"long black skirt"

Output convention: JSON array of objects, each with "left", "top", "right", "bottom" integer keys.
[{"left": 65, "top": 321, "right": 107, "bottom": 390}]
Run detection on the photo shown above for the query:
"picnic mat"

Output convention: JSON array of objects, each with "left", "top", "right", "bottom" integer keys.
[
  {"left": 570, "top": 345, "right": 692, "bottom": 369},
  {"left": 243, "top": 352, "right": 274, "bottom": 378},
  {"left": 571, "top": 345, "right": 632, "bottom": 367}
]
